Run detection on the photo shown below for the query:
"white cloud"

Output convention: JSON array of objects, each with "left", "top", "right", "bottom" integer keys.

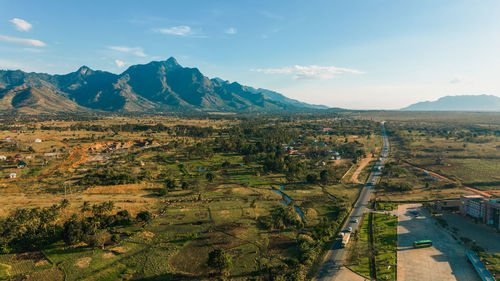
[
  {"left": 225, "top": 27, "right": 237, "bottom": 35},
  {"left": 10, "top": 18, "right": 32, "bottom": 32},
  {"left": 0, "top": 34, "right": 45, "bottom": 47},
  {"left": 108, "top": 46, "right": 146, "bottom": 57},
  {"left": 115, "top": 59, "right": 126, "bottom": 68},
  {"left": 252, "top": 65, "right": 364, "bottom": 80},
  {"left": 154, "top": 26, "right": 192, "bottom": 36}
]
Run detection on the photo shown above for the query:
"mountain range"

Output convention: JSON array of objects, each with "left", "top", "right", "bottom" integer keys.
[
  {"left": 0, "top": 57, "right": 327, "bottom": 114},
  {"left": 402, "top": 95, "right": 500, "bottom": 112}
]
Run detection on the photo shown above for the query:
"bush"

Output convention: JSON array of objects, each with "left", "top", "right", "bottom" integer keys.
[
  {"left": 136, "top": 210, "right": 152, "bottom": 223},
  {"left": 207, "top": 249, "right": 232, "bottom": 274}
]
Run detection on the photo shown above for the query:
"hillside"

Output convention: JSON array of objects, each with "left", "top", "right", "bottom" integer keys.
[
  {"left": 402, "top": 95, "right": 500, "bottom": 112},
  {"left": 0, "top": 58, "right": 328, "bottom": 114}
]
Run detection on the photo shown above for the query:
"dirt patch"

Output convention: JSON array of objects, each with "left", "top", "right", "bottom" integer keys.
[
  {"left": 111, "top": 246, "right": 129, "bottom": 254},
  {"left": 143, "top": 231, "right": 155, "bottom": 238},
  {"left": 75, "top": 257, "right": 91, "bottom": 268},
  {"left": 102, "top": 252, "right": 115, "bottom": 259},
  {"left": 9, "top": 251, "right": 46, "bottom": 264},
  {"left": 351, "top": 157, "right": 373, "bottom": 184},
  {"left": 296, "top": 190, "right": 312, "bottom": 194},
  {"left": 219, "top": 210, "right": 230, "bottom": 215}
]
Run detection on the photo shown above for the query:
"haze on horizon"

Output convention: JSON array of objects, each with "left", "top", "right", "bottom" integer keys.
[{"left": 0, "top": 0, "right": 499, "bottom": 110}]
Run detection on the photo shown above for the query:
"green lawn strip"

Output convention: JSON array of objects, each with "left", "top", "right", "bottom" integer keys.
[
  {"left": 372, "top": 213, "right": 397, "bottom": 281},
  {"left": 347, "top": 213, "right": 371, "bottom": 277},
  {"left": 374, "top": 202, "right": 397, "bottom": 211}
]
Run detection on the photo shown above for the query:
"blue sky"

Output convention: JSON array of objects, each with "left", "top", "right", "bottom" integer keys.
[{"left": 1, "top": 0, "right": 499, "bottom": 109}]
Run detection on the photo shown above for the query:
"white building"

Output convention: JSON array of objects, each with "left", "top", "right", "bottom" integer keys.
[
  {"left": 9, "top": 173, "right": 16, "bottom": 179},
  {"left": 34, "top": 138, "right": 42, "bottom": 143},
  {"left": 0, "top": 155, "right": 6, "bottom": 160}
]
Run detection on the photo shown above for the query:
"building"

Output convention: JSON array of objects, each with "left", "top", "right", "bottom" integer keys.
[
  {"left": 34, "top": 138, "right": 42, "bottom": 143},
  {"left": 460, "top": 194, "right": 485, "bottom": 218},
  {"left": 9, "top": 173, "right": 16, "bottom": 179},
  {"left": 17, "top": 161, "right": 27, "bottom": 168},
  {"left": 484, "top": 199, "right": 500, "bottom": 230},
  {"left": 460, "top": 194, "right": 500, "bottom": 230},
  {"left": 0, "top": 155, "right": 6, "bottom": 160}
]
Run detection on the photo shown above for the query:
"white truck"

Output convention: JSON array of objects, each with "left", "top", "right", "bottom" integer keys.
[{"left": 341, "top": 232, "right": 351, "bottom": 247}]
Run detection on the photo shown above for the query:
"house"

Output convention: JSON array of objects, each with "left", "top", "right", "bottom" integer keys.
[
  {"left": 17, "top": 161, "right": 27, "bottom": 168},
  {"left": 3, "top": 137, "right": 11, "bottom": 142},
  {"left": 9, "top": 173, "right": 16, "bottom": 179},
  {"left": 0, "top": 155, "right": 6, "bottom": 160},
  {"left": 34, "top": 138, "right": 42, "bottom": 143}
]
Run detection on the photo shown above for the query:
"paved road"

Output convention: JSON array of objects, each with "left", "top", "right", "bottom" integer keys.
[
  {"left": 397, "top": 204, "right": 479, "bottom": 281},
  {"left": 315, "top": 122, "right": 389, "bottom": 281}
]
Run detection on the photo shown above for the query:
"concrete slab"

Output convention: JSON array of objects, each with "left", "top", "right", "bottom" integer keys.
[{"left": 397, "top": 204, "right": 480, "bottom": 281}]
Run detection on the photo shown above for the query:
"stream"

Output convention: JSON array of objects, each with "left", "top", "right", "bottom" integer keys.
[{"left": 272, "top": 184, "right": 304, "bottom": 222}]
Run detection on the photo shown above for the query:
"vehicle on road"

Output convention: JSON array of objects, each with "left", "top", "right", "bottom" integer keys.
[
  {"left": 341, "top": 232, "right": 351, "bottom": 247},
  {"left": 413, "top": 240, "right": 433, "bottom": 248}
]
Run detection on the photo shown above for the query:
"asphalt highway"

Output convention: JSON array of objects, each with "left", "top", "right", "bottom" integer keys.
[{"left": 315, "top": 122, "right": 389, "bottom": 281}]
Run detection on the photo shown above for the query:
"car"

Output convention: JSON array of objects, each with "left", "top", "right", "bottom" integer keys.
[
  {"left": 347, "top": 227, "right": 352, "bottom": 232},
  {"left": 354, "top": 219, "right": 359, "bottom": 223}
]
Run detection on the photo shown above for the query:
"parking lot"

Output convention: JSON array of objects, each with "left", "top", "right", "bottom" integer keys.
[{"left": 397, "top": 204, "right": 479, "bottom": 281}]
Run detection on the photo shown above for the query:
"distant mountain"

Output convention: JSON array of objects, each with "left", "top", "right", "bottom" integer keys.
[
  {"left": 0, "top": 57, "right": 328, "bottom": 114},
  {"left": 402, "top": 95, "right": 500, "bottom": 112},
  {"left": 211, "top": 79, "right": 328, "bottom": 109}
]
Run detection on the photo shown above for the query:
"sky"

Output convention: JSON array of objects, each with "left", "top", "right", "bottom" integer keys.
[{"left": 0, "top": 0, "right": 499, "bottom": 109}]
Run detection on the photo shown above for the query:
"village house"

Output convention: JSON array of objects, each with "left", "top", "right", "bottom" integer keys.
[{"left": 9, "top": 173, "right": 16, "bottom": 179}]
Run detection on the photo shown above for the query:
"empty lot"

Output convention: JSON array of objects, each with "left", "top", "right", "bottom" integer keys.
[{"left": 397, "top": 204, "right": 479, "bottom": 281}]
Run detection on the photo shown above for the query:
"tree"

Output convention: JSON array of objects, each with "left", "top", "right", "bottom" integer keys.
[
  {"left": 165, "top": 178, "right": 176, "bottom": 189},
  {"left": 205, "top": 172, "right": 215, "bottom": 182},
  {"left": 91, "top": 230, "right": 111, "bottom": 249},
  {"left": 306, "top": 174, "right": 317, "bottom": 184},
  {"left": 136, "top": 210, "right": 152, "bottom": 223},
  {"left": 62, "top": 217, "right": 84, "bottom": 245},
  {"left": 207, "top": 249, "right": 232, "bottom": 274}
]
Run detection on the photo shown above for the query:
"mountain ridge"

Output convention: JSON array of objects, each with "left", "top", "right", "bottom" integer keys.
[
  {"left": 0, "top": 57, "right": 328, "bottom": 114},
  {"left": 402, "top": 94, "right": 500, "bottom": 112}
]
